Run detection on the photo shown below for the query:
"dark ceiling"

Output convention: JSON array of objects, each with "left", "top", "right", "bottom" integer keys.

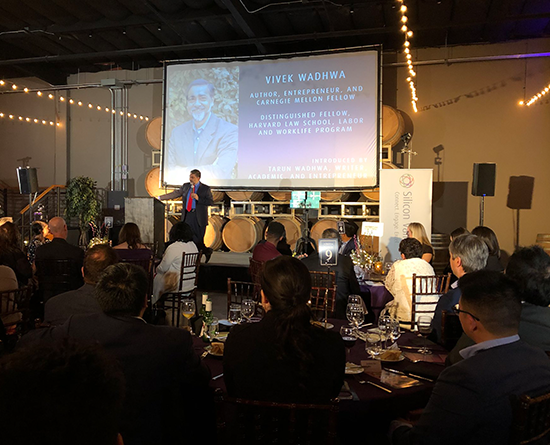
[{"left": 0, "top": 0, "right": 549, "bottom": 85}]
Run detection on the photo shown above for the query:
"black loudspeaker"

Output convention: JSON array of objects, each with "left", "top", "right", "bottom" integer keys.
[
  {"left": 16, "top": 167, "right": 38, "bottom": 194},
  {"left": 472, "top": 163, "right": 496, "bottom": 197},
  {"left": 507, "top": 176, "right": 535, "bottom": 210}
]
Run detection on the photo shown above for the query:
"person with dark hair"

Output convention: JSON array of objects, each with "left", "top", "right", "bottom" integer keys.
[
  {"left": 339, "top": 221, "right": 359, "bottom": 256},
  {"left": 22, "top": 262, "right": 210, "bottom": 445},
  {"left": 224, "top": 255, "right": 345, "bottom": 403},
  {"left": 152, "top": 221, "right": 198, "bottom": 303},
  {"left": 472, "top": 225, "right": 504, "bottom": 272},
  {"left": 430, "top": 234, "right": 489, "bottom": 343},
  {"left": 384, "top": 237, "right": 435, "bottom": 324},
  {"left": 113, "top": 222, "right": 152, "bottom": 261},
  {"left": 44, "top": 244, "right": 120, "bottom": 325},
  {"left": 252, "top": 221, "right": 286, "bottom": 262},
  {"left": 301, "top": 228, "right": 361, "bottom": 318},
  {"left": 0, "top": 221, "right": 32, "bottom": 286},
  {"left": 391, "top": 270, "right": 550, "bottom": 445},
  {"left": 0, "top": 341, "right": 125, "bottom": 445},
  {"left": 159, "top": 169, "right": 214, "bottom": 263},
  {"left": 450, "top": 227, "right": 469, "bottom": 240},
  {"left": 27, "top": 221, "right": 50, "bottom": 265},
  {"left": 166, "top": 78, "right": 238, "bottom": 181}
]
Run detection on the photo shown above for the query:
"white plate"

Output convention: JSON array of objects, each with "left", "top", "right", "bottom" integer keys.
[
  {"left": 311, "top": 320, "right": 334, "bottom": 329},
  {"left": 345, "top": 366, "right": 364, "bottom": 375},
  {"left": 375, "top": 354, "right": 405, "bottom": 363}
]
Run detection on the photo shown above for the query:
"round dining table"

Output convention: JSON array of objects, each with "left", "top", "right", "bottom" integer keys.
[{"left": 193, "top": 318, "right": 448, "bottom": 443}]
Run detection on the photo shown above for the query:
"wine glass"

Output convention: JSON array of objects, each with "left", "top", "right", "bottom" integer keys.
[
  {"left": 340, "top": 325, "right": 357, "bottom": 357},
  {"left": 378, "top": 313, "right": 391, "bottom": 350},
  {"left": 346, "top": 303, "right": 365, "bottom": 329},
  {"left": 417, "top": 316, "right": 433, "bottom": 355},
  {"left": 347, "top": 295, "right": 368, "bottom": 326},
  {"left": 365, "top": 332, "right": 382, "bottom": 359},
  {"left": 181, "top": 299, "right": 196, "bottom": 333},
  {"left": 241, "top": 299, "right": 255, "bottom": 322}
]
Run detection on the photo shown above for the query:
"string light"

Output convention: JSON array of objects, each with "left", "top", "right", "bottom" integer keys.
[
  {"left": 0, "top": 111, "right": 61, "bottom": 126},
  {"left": 520, "top": 82, "right": 550, "bottom": 107},
  {"left": 398, "top": 0, "right": 418, "bottom": 112}
]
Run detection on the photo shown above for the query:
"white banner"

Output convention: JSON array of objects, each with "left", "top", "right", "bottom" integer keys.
[{"left": 379, "top": 169, "right": 433, "bottom": 262}]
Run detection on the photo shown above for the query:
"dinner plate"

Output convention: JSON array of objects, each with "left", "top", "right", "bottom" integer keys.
[
  {"left": 375, "top": 354, "right": 405, "bottom": 363},
  {"left": 204, "top": 345, "right": 223, "bottom": 357},
  {"left": 311, "top": 320, "right": 334, "bottom": 329},
  {"left": 345, "top": 365, "right": 364, "bottom": 375}
]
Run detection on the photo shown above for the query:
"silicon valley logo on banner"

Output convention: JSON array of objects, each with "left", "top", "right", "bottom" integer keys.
[{"left": 399, "top": 174, "right": 414, "bottom": 188}]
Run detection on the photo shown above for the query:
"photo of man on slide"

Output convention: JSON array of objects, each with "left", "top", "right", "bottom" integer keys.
[{"left": 167, "top": 78, "right": 238, "bottom": 180}]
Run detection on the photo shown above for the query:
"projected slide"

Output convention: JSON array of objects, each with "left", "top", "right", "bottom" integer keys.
[{"left": 163, "top": 50, "right": 379, "bottom": 189}]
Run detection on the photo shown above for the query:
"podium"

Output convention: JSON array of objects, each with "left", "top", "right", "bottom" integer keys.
[{"left": 124, "top": 197, "right": 165, "bottom": 254}]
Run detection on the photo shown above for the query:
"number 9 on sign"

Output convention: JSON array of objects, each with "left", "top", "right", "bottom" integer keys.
[{"left": 318, "top": 238, "right": 339, "bottom": 267}]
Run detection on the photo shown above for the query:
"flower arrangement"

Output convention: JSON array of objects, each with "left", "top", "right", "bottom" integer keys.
[{"left": 87, "top": 222, "right": 110, "bottom": 249}]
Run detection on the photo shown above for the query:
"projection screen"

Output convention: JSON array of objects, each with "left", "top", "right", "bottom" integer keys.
[{"left": 162, "top": 48, "right": 380, "bottom": 189}]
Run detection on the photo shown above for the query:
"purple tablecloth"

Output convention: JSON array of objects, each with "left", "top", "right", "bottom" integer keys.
[{"left": 360, "top": 283, "right": 394, "bottom": 322}]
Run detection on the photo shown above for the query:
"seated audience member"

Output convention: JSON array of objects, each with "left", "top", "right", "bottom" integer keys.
[
  {"left": 22, "top": 263, "right": 210, "bottom": 445},
  {"left": 0, "top": 265, "right": 21, "bottom": 328},
  {"left": 339, "top": 221, "right": 358, "bottom": 256},
  {"left": 430, "top": 234, "right": 488, "bottom": 343},
  {"left": 153, "top": 222, "right": 198, "bottom": 303},
  {"left": 391, "top": 270, "right": 550, "bottom": 445},
  {"left": 472, "top": 225, "right": 504, "bottom": 272},
  {"left": 442, "top": 227, "right": 470, "bottom": 284},
  {"left": 447, "top": 245, "right": 550, "bottom": 365},
  {"left": 0, "top": 341, "right": 124, "bottom": 445},
  {"left": 113, "top": 222, "right": 152, "bottom": 260},
  {"left": 0, "top": 222, "right": 32, "bottom": 286},
  {"left": 224, "top": 256, "right": 345, "bottom": 403},
  {"left": 384, "top": 238, "right": 435, "bottom": 325},
  {"left": 407, "top": 222, "right": 433, "bottom": 264},
  {"left": 252, "top": 221, "right": 285, "bottom": 262},
  {"left": 27, "top": 221, "right": 50, "bottom": 265},
  {"left": 276, "top": 235, "right": 293, "bottom": 256},
  {"left": 44, "top": 244, "right": 119, "bottom": 325},
  {"left": 301, "top": 228, "right": 361, "bottom": 318}
]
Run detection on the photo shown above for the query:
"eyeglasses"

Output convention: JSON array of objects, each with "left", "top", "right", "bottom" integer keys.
[{"left": 453, "top": 304, "right": 480, "bottom": 321}]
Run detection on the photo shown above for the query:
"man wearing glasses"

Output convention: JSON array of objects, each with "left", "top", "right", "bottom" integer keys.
[{"left": 391, "top": 270, "right": 550, "bottom": 445}]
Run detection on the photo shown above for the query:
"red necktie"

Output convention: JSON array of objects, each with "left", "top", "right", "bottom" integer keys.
[{"left": 186, "top": 185, "right": 194, "bottom": 212}]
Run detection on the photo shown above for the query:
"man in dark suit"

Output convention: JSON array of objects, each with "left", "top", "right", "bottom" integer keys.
[
  {"left": 22, "top": 263, "right": 211, "bottom": 445},
  {"left": 44, "top": 244, "right": 119, "bottom": 325},
  {"left": 160, "top": 168, "right": 214, "bottom": 262},
  {"left": 301, "top": 228, "right": 361, "bottom": 318},
  {"left": 339, "top": 221, "right": 358, "bottom": 257},
  {"left": 430, "top": 234, "right": 488, "bottom": 343},
  {"left": 34, "top": 217, "right": 85, "bottom": 303},
  {"left": 391, "top": 270, "right": 550, "bottom": 445}
]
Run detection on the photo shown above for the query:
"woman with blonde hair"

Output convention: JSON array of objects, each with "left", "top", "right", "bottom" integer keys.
[{"left": 407, "top": 222, "right": 433, "bottom": 264}]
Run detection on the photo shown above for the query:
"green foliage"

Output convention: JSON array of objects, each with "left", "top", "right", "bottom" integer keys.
[
  {"left": 65, "top": 176, "right": 101, "bottom": 231},
  {"left": 165, "top": 66, "right": 239, "bottom": 137}
]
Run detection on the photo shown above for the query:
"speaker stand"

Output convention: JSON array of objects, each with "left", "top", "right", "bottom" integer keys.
[
  {"left": 479, "top": 195, "right": 485, "bottom": 226},
  {"left": 514, "top": 209, "right": 520, "bottom": 249}
]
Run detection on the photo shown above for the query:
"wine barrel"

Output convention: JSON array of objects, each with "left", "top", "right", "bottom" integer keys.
[
  {"left": 431, "top": 233, "right": 451, "bottom": 275},
  {"left": 269, "top": 191, "right": 292, "bottom": 201},
  {"left": 310, "top": 219, "right": 339, "bottom": 246},
  {"left": 211, "top": 190, "right": 225, "bottom": 202},
  {"left": 536, "top": 234, "right": 550, "bottom": 256},
  {"left": 361, "top": 189, "right": 380, "bottom": 201},
  {"left": 273, "top": 216, "right": 303, "bottom": 250},
  {"left": 320, "top": 192, "right": 351, "bottom": 202},
  {"left": 222, "top": 217, "right": 265, "bottom": 253},
  {"left": 382, "top": 105, "right": 405, "bottom": 146},
  {"left": 204, "top": 215, "right": 227, "bottom": 251},
  {"left": 145, "top": 167, "right": 164, "bottom": 198},
  {"left": 145, "top": 117, "right": 162, "bottom": 150},
  {"left": 226, "top": 191, "right": 265, "bottom": 201}
]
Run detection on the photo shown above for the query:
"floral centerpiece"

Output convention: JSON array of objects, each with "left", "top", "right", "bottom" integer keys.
[{"left": 87, "top": 222, "right": 110, "bottom": 249}]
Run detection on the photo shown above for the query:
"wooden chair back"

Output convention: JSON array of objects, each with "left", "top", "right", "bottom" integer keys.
[
  {"left": 410, "top": 273, "right": 451, "bottom": 331},
  {"left": 248, "top": 258, "right": 264, "bottom": 287},
  {"left": 214, "top": 388, "right": 339, "bottom": 445},
  {"left": 309, "top": 271, "right": 337, "bottom": 318},
  {"left": 0, "top": 285, "right": 32, "bottom": 330},
  {"left": 510, "top": 389, "right": 550, "bottom": 445},
  {"left": 35, "top": 259, "right": 84, "bottom": 303},
  {"left": 119, "top": 254, "right": 155, "bottom": 302}
]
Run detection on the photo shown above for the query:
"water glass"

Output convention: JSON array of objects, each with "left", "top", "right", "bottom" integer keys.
[
  {"left": 229, "top": 304, "right": 242, "bottom": 324},
  {"left": 208, "top": 317, "right": 219, "bottom": 339},
  {"left": 241, "top": 299, "right": 255, "bottom": 322},
  {"left": 346, "top": 303, "right": 364, "bottom": 328},
  {"left": 417, "top": 316, "right": 433, "bottom": 355},
  {"left": 365, "top": 332, "right": 382, "bottom": 359}
]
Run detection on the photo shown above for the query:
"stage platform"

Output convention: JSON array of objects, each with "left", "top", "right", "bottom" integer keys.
[{"left": 197, "top": 251, "right": 252, "bottom": 293}]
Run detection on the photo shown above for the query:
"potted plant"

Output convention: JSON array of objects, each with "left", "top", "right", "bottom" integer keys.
[{"left": 65, "top": 176, "right": 101, "bottom": 247}]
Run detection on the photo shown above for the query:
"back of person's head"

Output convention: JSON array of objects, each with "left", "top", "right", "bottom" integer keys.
[
  {"left": 449, "top": 234, "right": 489, "bottom": 273},
  {"left": 95, "top": 263, "right": 148, "bottom": 316},
  {"left": 32, "top": 221, "right": 46, "bottom": 237},
  {"left": 83, "top": 244, "right": 119, "bottom": 285},
  {"left": 0, "top": 221, "right": 20, "bottom": 251},
  {"left": 506, "top": 245, "right": 550, "bottom": 306},
  {"left": 399, "top": 237, "right": 423, "bottom": 259},
  {"left": 0, "top": 341, "right": 124, "bottom": 445},
  {"left": 472, "top": 226, "right": 501, "bottom": 257},
  {"left": 169, "top": 222, "right": 194, "bottom": 243},
  {"left": 408, "top": 222, "right": 431, "bottom": 246},
  {"left": 48, "top": 217, "right": 66, "bottom": 238},
  {"left": 343, "top": 221, "right": 358, "bottom": 238},
  {"left": 266, "top": 221, "right": 285, "bottom": 242},
  {"left": 321, "top": 228, "right": 341, "bottom": 249},
  {"left": 450, "top": 227, "right": 469, "bottom": 240},
  {"left": 119, "top": 222, "right": 142, "bottom": 249},
  {"left": 459, "top": 270, "right": 521, "bottom": 336}
]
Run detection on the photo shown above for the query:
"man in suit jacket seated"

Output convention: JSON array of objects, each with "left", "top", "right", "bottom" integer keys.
[
  {"left": 430, "top": 234, "right": 488, "bottom": 343},
  {"left": 301, "top": 228, "right": 361, "bottom": 318},
  {"left": 44, "top": 244, "right": 119, "bottom": 325},
  {"left": 391, "top": 270, "right": 550, "bottom": 445},
  {"left": 22, "top": 263, "right": 211, "bottom": 445}
]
